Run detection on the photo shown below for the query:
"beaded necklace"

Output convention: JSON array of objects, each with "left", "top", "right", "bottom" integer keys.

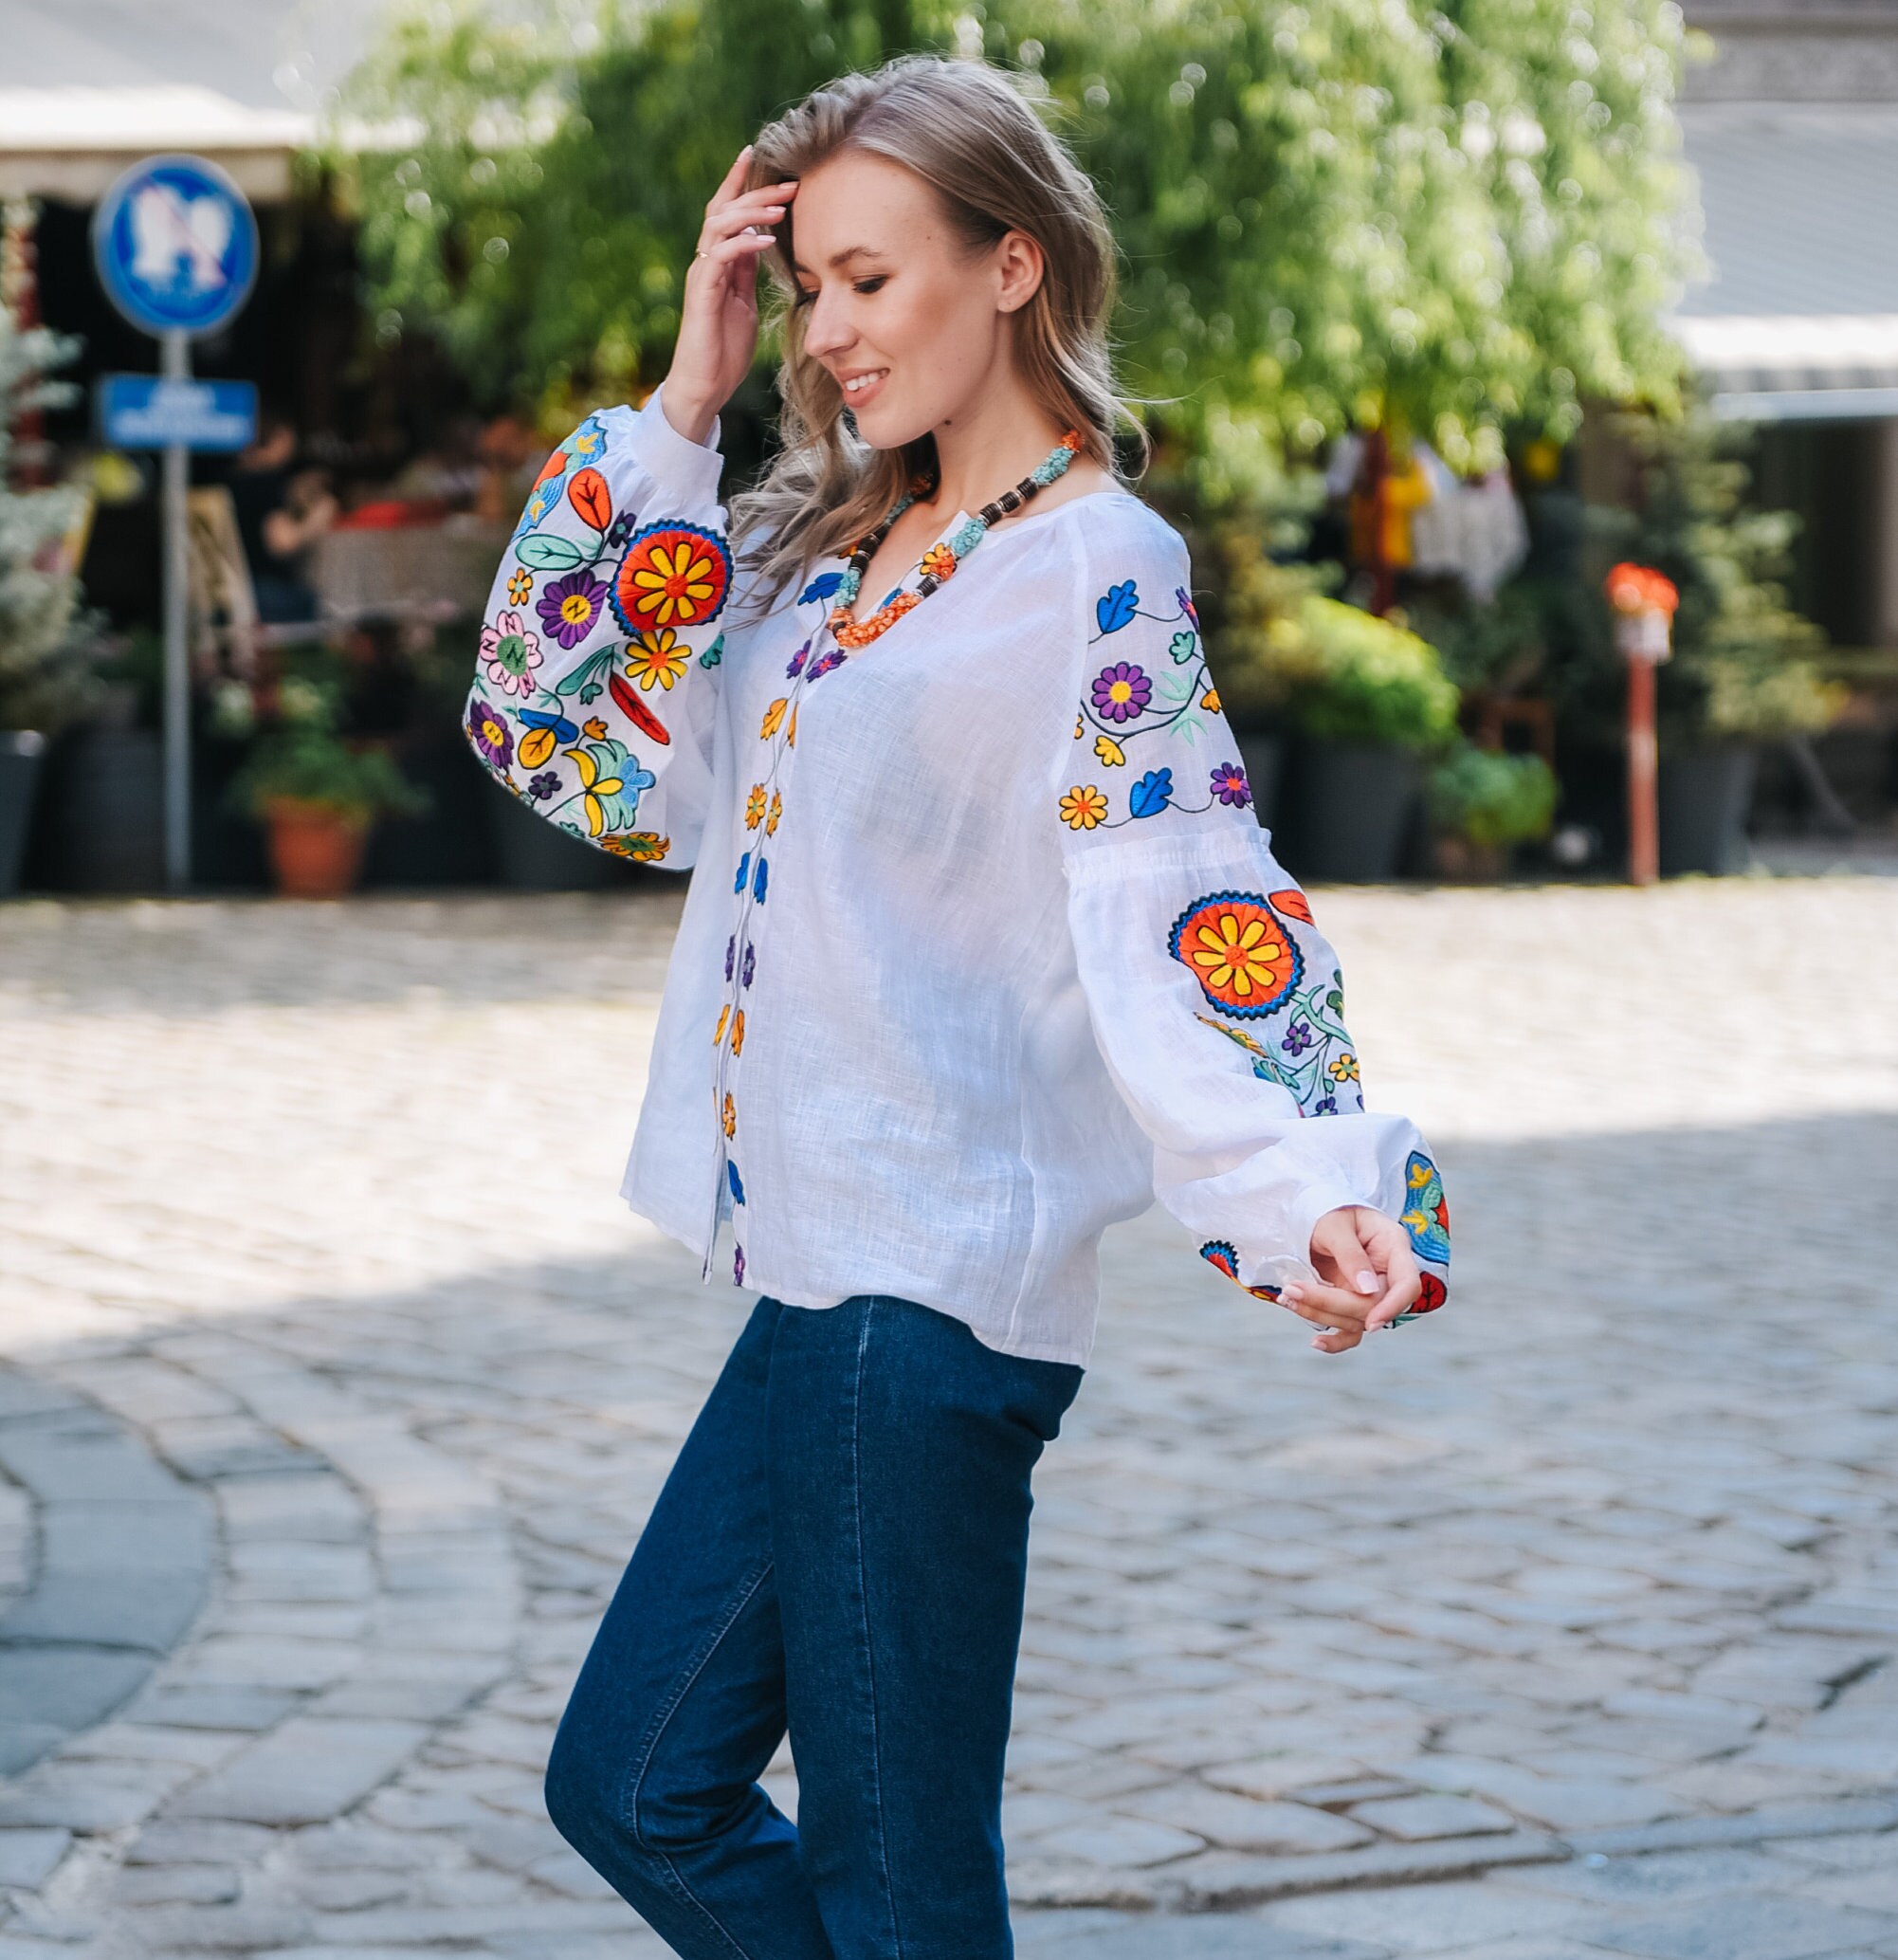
[{"left": 827, "top": 428, "right": 1086, "bottom": 650}]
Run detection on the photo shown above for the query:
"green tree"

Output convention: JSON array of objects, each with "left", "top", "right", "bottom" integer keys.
[{"left": 330, "top": 0, "right": 1695, "bottom": 479}]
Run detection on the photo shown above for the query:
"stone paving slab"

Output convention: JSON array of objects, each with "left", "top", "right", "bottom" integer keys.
[{"left": 0, "top": 886, "right": 1893, "bottom": 1958}]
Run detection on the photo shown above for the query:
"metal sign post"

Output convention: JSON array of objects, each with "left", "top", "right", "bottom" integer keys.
[{"left": 91, "top": 155, "right": 259, "bottom": 893}]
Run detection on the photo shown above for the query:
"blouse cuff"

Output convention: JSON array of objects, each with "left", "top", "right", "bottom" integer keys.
[{"left": 627, "top": 379, "right": 726, "bottom": 505}]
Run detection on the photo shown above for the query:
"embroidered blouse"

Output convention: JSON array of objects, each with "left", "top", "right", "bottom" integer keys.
[{"left": 464, "top": 383, "right": 1451, "bottom": 1366}]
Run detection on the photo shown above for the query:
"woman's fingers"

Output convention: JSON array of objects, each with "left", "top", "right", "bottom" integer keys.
[
  {"left": 1309, "top": 1206, "right": 1382, "bottom": 1298},
  {"left": 1356, "top": 1212, "right": 1422, "bottom": 1328}
]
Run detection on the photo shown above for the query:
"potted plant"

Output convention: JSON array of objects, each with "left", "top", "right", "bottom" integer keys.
[
  {"left": 1222, "top": 590, "right": 1459, "bottom": 880},
  {"left": 227, "top": 675, "right": 426, "bottom": 897},
  {"left": 1427, "top": 742, "right": 1559, "bottom": 880},
  {"left": 0, "top": 310, "right": 98, "bottom": 896}
]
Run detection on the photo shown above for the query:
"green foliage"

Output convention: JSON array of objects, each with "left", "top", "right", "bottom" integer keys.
[
  {"left": 1223, "top": 587, "right": 1460, "bottom": 748},
  {"left": 1594, "top": 393, "right": 1841, "bottom": 745},
  {"left": 1428, "top": 740, "right": 1557, "bottom": 845},
  {"left": 0, "top": 310, "right": 99, "bottom": 732},
  {"left": 226, "top": 672, "right": 429, "bottom": 823},
  {"left": 330, "top": 0, "right": 1695, "bottom": 458}
]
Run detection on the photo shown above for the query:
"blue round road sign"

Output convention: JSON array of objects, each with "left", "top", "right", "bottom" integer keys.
[{"left": 92, "top": 155, "right": 259, "bottom": 337}]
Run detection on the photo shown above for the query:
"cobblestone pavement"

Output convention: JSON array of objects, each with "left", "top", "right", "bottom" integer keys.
[{"left": 1, "top": 880, "right": 1896, "bottom": 1960}]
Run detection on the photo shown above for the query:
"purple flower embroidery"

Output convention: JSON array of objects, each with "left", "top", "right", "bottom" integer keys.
[
  {"left": 536, "top": 570, "right": 610, "bottom": 650},
  {"left": 725, "top": 934, "right": 736, "bottom": 981},
  {"left": 1209, "top": 761, "right": 1251, "bottom": 807},
  {"left": 467, "top": 696, "right": 513, "bottom": 769},
  {"left": 1281, "top": 1018, "right": 1316, "bottom": 1055},
  {"left": 527, "top": 771, "right": 559, "bottom": 801},
  {"left": 1176, "top": 585, "right": 1200, "bottom": 632},
  {"left": 733, "top": 1242, "right": 745, "bottom": 1286},
  {"left": 741, "top": 943, "right": 755, "bottom": 987},
  {"left": 1313, "top": 1095, "right": 1339, "bottom": 1115},
  {"left": 1091, "top": 661, "right": 1151, "bottom": 723},
  {"left": 807, "top": 649, "right": 846, "bottom": 683},
  {"left": 786, "top": 641, "right": 810, "bottom": 678},
  {"left": 606, "top": 511, "right": 636, "bottom": 549}
]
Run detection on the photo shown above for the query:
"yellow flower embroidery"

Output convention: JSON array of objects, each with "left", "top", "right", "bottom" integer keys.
[
  {"left": 1074, "top": 713, "right": 1084, "bottom": 740},
  {"left": 732, "top": 1009, "right": 746, "bottom": 1056},
  {"left": 626, "top": 540, "right": 720, "bottom": 627},
  {"left": 745, "top": 784, "right": 766, "bottom": 831},
  {"left": 713, "top": 1003, "right": 729, "bottom": 1047},
  {"left": 766, "top": 791, "right": 782, "bottom": 835},
  {"left": 583, "top": 716, "right": 608, "bottom": 741},
  {"left": 568, "top": 745, "right": 625, "bottom": 837},
  {"left": 787, "top": 704, "right": 797, "bottom": 748},
  {"left": 1201, "top": 686, "right": 1221, "bottom": 712},
  {"left": 627, "top": 628, "right": 690, "bottom": 692},
  {"left": 760, "top": 699, "right": 788, "bottom": 740},
  {"left": 507, "top": 569, "right": 533, "bottom": 605},
  {"left": 1094, "top": 735, "right": 1125, "bottom": 767},
  {"left": 1059, "top": 785, "right": 1109, "bottom": 830},
  {"left": 722, "top": 1092, "right": 736, "bottom": 1139},
  {"left": 1328, "top": 1053, "right": 1360, "bottom": 1084}
]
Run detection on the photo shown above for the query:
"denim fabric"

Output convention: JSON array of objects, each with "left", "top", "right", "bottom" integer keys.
[{"left": 543, "top": 1291, "right": 1085, "bottom": 1959}]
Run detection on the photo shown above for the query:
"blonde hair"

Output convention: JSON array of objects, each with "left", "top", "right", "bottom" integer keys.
[{"left": 727, "top": 53, "right": 1153, "bottom": 623}]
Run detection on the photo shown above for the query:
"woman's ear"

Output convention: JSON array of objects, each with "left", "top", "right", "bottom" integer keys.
[{"left": 995, "top": 229, "right": 1046, "bottom": 315}]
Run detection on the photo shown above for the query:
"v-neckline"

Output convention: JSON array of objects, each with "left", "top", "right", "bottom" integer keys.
[{"left": 833, "top": 505, "right": 973, "bottom": 633}]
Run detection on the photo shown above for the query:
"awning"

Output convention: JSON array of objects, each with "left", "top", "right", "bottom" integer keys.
[{"left": 1669, "top": 104, "right": 1898, "bottom": 420}]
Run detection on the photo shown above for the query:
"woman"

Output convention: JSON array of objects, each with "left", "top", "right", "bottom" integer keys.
[{"left": 465, "top": 53, "right": 1451, "bottom": 1959}]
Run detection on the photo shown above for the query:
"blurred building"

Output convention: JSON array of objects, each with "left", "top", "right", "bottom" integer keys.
[{"left": 1673, "top": 0, "right": 1898, "bottom": 653}]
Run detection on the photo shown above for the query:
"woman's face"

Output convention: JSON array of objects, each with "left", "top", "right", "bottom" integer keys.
[{"left": 780, "top": 148, "right": 1040, "bottom": 450}]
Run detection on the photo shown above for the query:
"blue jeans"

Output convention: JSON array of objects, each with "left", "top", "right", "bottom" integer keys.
[{"left": 543, "top": 1291, "right": 1085, "bottom": 1959}]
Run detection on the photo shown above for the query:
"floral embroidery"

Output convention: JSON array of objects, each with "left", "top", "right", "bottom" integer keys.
[
  {"left": 806, "top": 649, "right": 847, "bottom": 683},
  {"left": 516, "top": 705, "right": 580, "bottom": 771},
  {"left": 1410, "top": 1272, "right": 1449, "bottom": 1313},
  {"left": 514, "top": 412, "right": 607, "bottom": 539},
  {"left": 1092, "top": 661, "right": 1151, "bottom": 723},
  {"left": 1198, "top": 1240, "right": 1283, "bottom": 1303},
  {"left": 734, "top": 852, "right": 750, "bottom": 893},
  {"left": 745, "top": 785, "right": 766, "bottom": 831},
  {"left": 787, "top": 641, "right": 810, "bottom": 679},
  {"left": 741, "top": 943, "right": 755, "bottom": 986},
  {"left": 583, "top": 716, "right": 608, "bottom": 740},
  {"left": 1399, "top": 1151, "right": 1451, "bottom": 1265},
  {"left": 537, "top": 570, "right": 609, "bottom": 650},
  {"left": 751, "top": 856, "right": 768, "bottom": 904},
  {"left": 507, "top": 568, "right": 533, "bottom": 606},
  {"left": 727, "top": 1160, "right": 745, "bottom": 1205},
  {"left": 714, "top": 1003, "right": 729, "bottom": 1046},
  {"left": 600, "top": 830, "right": 668, "bottom": 860},
  {"left": 1168, "top": 891, "right": 1304, "bottom": 1018},
  {"left": 1270, "top": 887, "right": 1314, "bottom": 925},
  {"left": 1059, "top": 785, "right": 1109, "bottom": 831},
  {"left": 611, "top": 522, "right": 732, "bottom": 632},
  {"left": 625, "top": 628, "right": 691, "bottom": 690},
  {"left": 467, "top": 697, "right": 513, "bottom": 770},
  {"left": 609, "top": 672, "right": 671, "bottom": 745},
  {"left": 722, "top": 1092, "right": 736, "bottom": 1140},
  {"left": 724, "top": 934, "right": 736, "bottom": 982},
  {"left": 732, "top": 1009, "right": 745, "bottom": 1056},
  {"left": 480, "top": 612, "right": 542, "bottom": 696},
  {"left": 1327, "top": 1053, "right": 1360, "bottom": 1084},
  {"left": 1209, "top": 761, "right": 1251, "bottom": 807},
  {"left": 1191, "top": 969, "right": 1361, "bottom": 1117},
  {"left": 528, "top": 771, "right": 558, "bottom": 800},
  {"left": 760, "top": 699, "right": 788, "bottom": 740},
  {"left": 1095, "top": 735, "right": 1125, "bottom": 767},
  {"left": 766, "top": 791, "right": 781, "bottom": 835},
  {"left": 734, "top": 1242, "right": 746, "bottom": 1285},
  {"left": 566, "top": 738, "right": 656, "bottom": 839},
  {"left": 1129, "top": 768, "right": 1173, "bottom": 818}
]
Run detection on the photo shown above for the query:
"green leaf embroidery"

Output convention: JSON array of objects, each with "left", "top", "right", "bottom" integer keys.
[
  {"left": 699, "top": 632, "right": 724, "bottom": 669},
  {"left": 1170, "top": 630, "right": 1198, "bottom": 665},
  {"left": 555, "top": 647, "right": 620, "bottom": 701},
  {"left": 517, "top": 534, "right": 589, "bottom": 573}
]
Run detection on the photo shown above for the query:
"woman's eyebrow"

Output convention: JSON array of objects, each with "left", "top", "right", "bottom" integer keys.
[{"left": 788, "top": 245, "right": 890, "bottom": 275}]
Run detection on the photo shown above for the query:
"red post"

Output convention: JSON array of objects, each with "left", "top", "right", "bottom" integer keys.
[
  {"left": 1604, "top": 563, "right": 1678, "bottom": 889},
  {"left": 1626, "top": 654, "right": 1658, "bottom": 888}
]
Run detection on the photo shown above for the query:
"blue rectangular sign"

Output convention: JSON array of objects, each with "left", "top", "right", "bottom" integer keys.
[{"left": 98, "top": 374, "right": 258, "bottom": 452}]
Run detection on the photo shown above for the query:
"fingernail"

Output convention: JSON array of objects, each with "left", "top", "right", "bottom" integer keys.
[{"left": 1356, "top": 1270, "right": 1378, "bottom": 1294}]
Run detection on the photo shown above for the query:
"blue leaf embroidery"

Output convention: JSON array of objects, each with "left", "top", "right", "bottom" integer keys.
[
  {"left": 727, "top": 1160, "right": 746, "bottom": 1205},
  {"left": 1129, "top": 767, "right": 1175, "bottom": 818},
  {"left": 1096, "top": 579, "right": 1139, "bottom": 636},
  {"left": 734, "top": 852, "right": 750, "bottom": 893},
  {"left": 799, "top": 571, "right": 845, "bottom": 605},
  {"left": 752, "top": 854, "right": 769, "bottom": 903}
]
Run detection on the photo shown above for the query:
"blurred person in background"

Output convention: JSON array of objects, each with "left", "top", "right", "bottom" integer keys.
[
  {"left": 462, "top": 54, "right": 1451, "bottom": 1959},
  {"left": 228, "top": 415, "right": 337, "bottom": 623}
]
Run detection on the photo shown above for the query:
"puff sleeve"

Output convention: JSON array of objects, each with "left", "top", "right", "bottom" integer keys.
[
  {"left": 1054, "top": 509, "right": 1451, "bottom": 1325},
  {"left": 464, "top": 380, "right": 736, "bottom": 869}
]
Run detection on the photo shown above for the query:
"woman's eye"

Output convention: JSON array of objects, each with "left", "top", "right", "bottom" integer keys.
[
  {"left": 792, "top": 277, "right": 885, "bottom": 308},
  {"left": 854, "top": 276, "right": 886, "bottom": 296}
]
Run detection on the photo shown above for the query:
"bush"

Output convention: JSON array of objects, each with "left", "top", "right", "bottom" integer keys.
[{"left": 1428, "top": 742, "right": 1559, "bottom": 848}]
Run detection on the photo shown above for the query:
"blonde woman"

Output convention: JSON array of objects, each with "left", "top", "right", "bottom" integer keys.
[{"left": 466, "top": 52, "right": 1451, "bottom": 1958}]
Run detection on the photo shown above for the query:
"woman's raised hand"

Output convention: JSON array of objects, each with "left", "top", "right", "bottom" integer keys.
[{"left": 660, "top": 143, "right": 798, "bottom": 447}]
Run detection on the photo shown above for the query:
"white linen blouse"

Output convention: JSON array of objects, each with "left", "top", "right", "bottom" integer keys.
[{"left": 464, "top": 381, "right": 1451, "bottom": 1366}]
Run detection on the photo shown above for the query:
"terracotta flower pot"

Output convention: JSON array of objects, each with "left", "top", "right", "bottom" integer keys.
[{"left": 264, "top": 798, "right": 371, "bottom": 899}]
